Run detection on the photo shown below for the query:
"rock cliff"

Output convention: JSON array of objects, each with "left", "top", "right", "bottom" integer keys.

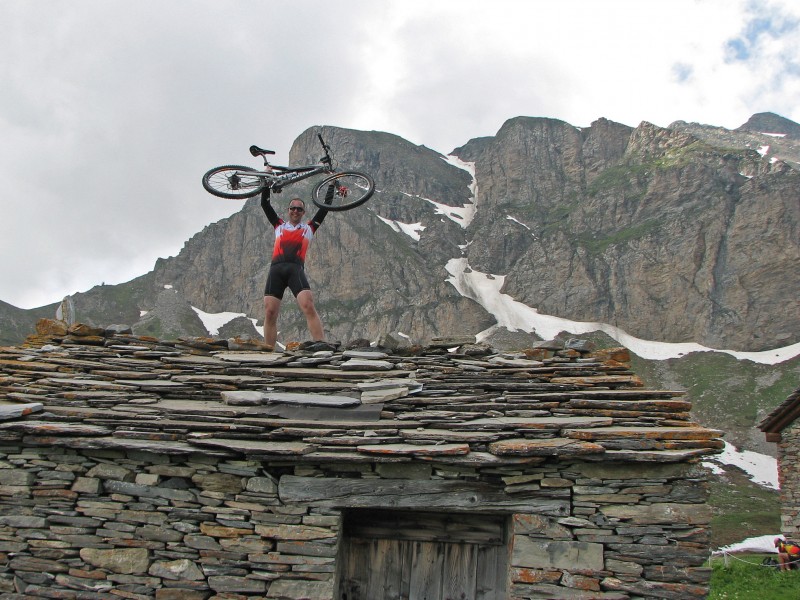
[
  {"left": 460, "top": 116, "right": 798, "bottom": 350},
  {"left": 10, "top": 115, "right": 799, "bottom": 352}
]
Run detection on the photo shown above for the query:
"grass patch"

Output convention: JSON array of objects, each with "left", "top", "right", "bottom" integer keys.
[
  {"left": 629, "top": 351, "right": 800, "bottom": 448},
  {"left": 709, "top": 554, "right": 800, "bottom": 599},
  {"left": 587, "top": 162, "right": 650, "bottom": 196},
  {"left": 575, "top": 218, "right": 662, "bottom": 255},
  {"left": 706, "top": 463, "right": 780, "bottom": 548},
  {"left": 587, "top": 140, "right": 749, "bottom": 197}
]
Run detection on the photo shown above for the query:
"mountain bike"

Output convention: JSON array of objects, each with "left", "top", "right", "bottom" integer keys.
[{"left": 202, "top": 134, "right": 375, "bottom": 211}]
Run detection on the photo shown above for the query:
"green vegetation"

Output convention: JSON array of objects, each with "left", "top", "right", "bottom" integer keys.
[
  {"left": 586, "top": 162, "right": 650, "bottom": 196},
  {"left": 709, "top": 555, "right": 800, "bottom": 599},
  {"left": 575, "top": 218, "right": 663, "bottom": 255},
  {"left": 630, "top": 351, "right": 800, "bottom": 447},
  {"left": 587, "top": 140, "right": 749, "bottom": 197},
  {"left": 707, "top": 471, "right": 780, "bottom": 548},
  {"left": 534, "top": 201, "right": 581, "bottom": 237}
]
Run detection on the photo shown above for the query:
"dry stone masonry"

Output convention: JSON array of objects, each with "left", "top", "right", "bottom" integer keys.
[
  {"left": 759, "top": 388, "right": 800, "bottom": 540},
  {"left": 0, "top": 321, "right": 723, "bottom": 599}
]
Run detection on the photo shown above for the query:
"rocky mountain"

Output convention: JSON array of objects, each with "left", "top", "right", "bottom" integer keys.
[
  {"left": 1, "top": 113, "right": 798, "bottom": 451},
  {"left": 463, "top": 116, "right": 798, "bottom": 351},
  {"left": 18, "top": 113, "right": 796, "bottom": 351},
  {"left": 0, "top": 299, "right": 56, "bottom": 347}
]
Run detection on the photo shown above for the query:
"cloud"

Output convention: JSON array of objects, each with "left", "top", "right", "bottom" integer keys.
[
  {"left": 725, "top": 0, "right": 800, "bottom": 62},
  {"left": 672, "top": 63, "right": 694, "bottom": 83},
  {"left": 717, "top": 0, "right": 800, "bottom": 113}
]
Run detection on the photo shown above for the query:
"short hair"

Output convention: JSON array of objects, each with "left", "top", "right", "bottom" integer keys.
[{"left": 289, "top": 198, "right": 305, "bottom": 207}]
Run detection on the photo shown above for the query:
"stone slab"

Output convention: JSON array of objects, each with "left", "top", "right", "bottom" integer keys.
[
  {"left": 0, "top": 402, "right": 43, "bottom": 420},
  {"left": 221, "top": 391, "right": 361, "bottom": 408},
  {"left": 188, "top": 437, "right": 317, "bottom": 456}
]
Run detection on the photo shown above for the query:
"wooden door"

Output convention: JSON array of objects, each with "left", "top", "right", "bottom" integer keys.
[{"left": 337, "top": 509, "right": 508, "bottom": 600}]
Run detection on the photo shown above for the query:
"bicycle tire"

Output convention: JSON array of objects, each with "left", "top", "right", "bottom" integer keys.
[
  {"left": 202, "top": 165, "right": 265, "bottom": 199},
  {"left": 312, "top": 171, "right": 375, "bottom": 211}
]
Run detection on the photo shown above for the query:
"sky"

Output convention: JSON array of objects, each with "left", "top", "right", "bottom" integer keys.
[{"left": 2, "top": 0, "right": 800, "bottom": 310}]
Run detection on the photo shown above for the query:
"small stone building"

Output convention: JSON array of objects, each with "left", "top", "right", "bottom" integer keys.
[
  {"left": 759, "top": 387, "right": 800, "bottom": 539},
  {"left": 0, "top": 323, "right": 723, "bottom": 599}
]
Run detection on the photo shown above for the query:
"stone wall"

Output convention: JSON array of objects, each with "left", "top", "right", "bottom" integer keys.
[
  {"left": 0, "top": 444, "right": 712, "bottom": 599},
  {"left": 0, "top": 445, "right": 338, "bottom": 599},
  {"left": 0, "top": 327, "right": 721, "bottom": 598},
  {"left": 778, "top": 422, "right": 800, "bottom": 539}
]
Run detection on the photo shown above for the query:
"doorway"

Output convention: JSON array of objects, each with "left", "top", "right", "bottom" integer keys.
[{"left": 337, "top": 509, "right": 508, "bottom": 600}]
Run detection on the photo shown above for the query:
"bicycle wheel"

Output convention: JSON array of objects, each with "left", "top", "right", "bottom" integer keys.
[
  {"left": 202, "top": 165, "right": 265, "bottom": 199},
  {"left": 312, "top": 171, "right": 375, "bottom": 211}
]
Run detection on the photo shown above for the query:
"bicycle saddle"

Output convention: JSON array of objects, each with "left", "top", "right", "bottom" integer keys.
[{"left": 249, "top": 145, "right": 276, "bottom": 157}]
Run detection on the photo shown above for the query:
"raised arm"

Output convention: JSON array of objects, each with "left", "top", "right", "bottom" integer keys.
[
  {"left": 308, "top": 182, "right": 335, "bottom": 229},
  {"left": 261, "top": 189, "right": 280, "bottom": 227},
  {"left": 308, "top": 206, "right": 329, "bottom": 230}
]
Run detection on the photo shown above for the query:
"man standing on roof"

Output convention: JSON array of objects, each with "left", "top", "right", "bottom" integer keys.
[{"left": 260, "top": 188, "right": 334, "bottom": 351}]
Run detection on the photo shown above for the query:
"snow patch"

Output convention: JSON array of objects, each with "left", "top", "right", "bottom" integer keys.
[
  {"left": 506, "top": 215, "right": 532, "bottom": 231},
  {"left": 707, "top": 441, "right": 779, "bottom": 489},
  {"left": 393, "top": 156, "right": 478, "bottom": 229},
  {"left": 191, "top": 307, "right": 258, "bottom": 336},
  {"left": 377, "top": 215, "right": 425, "bottom": 241},
  {"left": 444, "top": 258, "right": 800, "bottom": 365},
  {"left": 425, "top": 196, "right": 476, "bottom": 228},
  {"left": 703, "top": 461, "right": 725, "bottom": 476},
  {"left": 443, "top": 154, "right": 478, "bottom": 227},
  {"left": 441, "top": 154, "right": 474, "bottom": 175},
  {"left": 397, "top": 191, "right": 476, "bottom": 229}
]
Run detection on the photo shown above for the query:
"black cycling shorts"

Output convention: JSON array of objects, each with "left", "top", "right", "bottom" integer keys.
[{"left": 264, "top": 262, "right": 310, "bottom": 300}]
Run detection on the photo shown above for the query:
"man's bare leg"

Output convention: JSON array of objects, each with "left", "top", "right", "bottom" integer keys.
[
  {"left": 296, "top": 290, "right": 324, "bottom": 341},
  {"left": 263, "top": 295, "right": 281, "bottom": 348}
]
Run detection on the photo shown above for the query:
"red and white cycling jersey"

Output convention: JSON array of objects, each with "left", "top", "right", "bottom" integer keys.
[
  {"left": 269, "top": 220, "right": 317, "bottom": 264},
  {"left": 261, "top": 194, "right": 327, "bottom": 265}
]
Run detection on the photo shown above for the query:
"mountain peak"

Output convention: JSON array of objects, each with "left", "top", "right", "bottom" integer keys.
[{"left": 736, "top": 112, "right": 800, "bottom": 139}]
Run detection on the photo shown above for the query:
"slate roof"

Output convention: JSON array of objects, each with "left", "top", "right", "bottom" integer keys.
[
  {"left": 759, "top": 387, "right": 800, "bottom": 438},
  {"left": 0, "top": 325, "right": 724, "bottom": 466}
]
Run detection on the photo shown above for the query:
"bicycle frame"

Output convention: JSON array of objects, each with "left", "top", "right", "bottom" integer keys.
[
  {"left": 203, "top": 133, "right": 374, "bottom": 209},
  {"left": 245, "top": 134, "right": 335, "bottom": 193},
  {"left": 236, "top": 163, "right": 332, "bottom": 194}
]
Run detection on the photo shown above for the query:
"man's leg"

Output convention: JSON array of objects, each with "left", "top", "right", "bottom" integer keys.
[
  {"left": 263, "top": 295, "right": 281, "bottom": 348},
  {"left": 296, "top": 290, "right": 324, "bottom": 341}
]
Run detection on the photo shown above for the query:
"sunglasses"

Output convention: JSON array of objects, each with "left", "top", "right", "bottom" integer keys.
[{"left": 288, "top": 206, "right": 305, "bottom": 212}]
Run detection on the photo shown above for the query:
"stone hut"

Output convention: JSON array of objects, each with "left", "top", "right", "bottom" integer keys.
[
  {"left": 0, "top": 323, "right": 723, "bottom": 599},
  {"left": 759, "top": 387, "right": 800, "bottom": 539}
]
